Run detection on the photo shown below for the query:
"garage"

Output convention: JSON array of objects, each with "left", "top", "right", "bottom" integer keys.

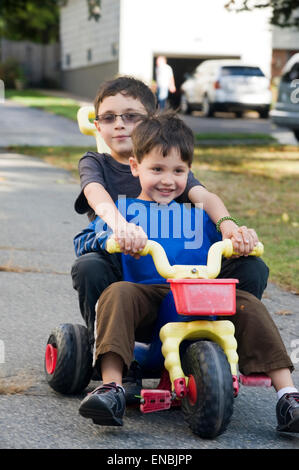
[{"left": 153, "top": 55, "right": 240, "bottom": 108}]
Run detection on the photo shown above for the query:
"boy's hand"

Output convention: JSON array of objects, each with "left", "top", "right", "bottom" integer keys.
[
  {"left": 114, "top": 222, "right": 148, "bottom": 259},
  {"left": 220, "top": 221, "right": 259, "bottom": 256}
]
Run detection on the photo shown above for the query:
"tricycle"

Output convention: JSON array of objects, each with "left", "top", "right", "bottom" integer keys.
[{"left": 44, "top": 237, "right": 271, "bottom": 438}]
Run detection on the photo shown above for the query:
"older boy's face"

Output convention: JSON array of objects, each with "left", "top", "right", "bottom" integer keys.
[
  {"left": 95, "top": 93, "right": 147, "bottom": 163},
  {"left": 130, "top": 147, "right": 189, "bottom": 205}
]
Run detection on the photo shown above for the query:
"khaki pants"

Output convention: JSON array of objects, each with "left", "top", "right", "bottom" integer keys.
[{"left": 94, "top": 282, "right": 293, "bottom": 376}]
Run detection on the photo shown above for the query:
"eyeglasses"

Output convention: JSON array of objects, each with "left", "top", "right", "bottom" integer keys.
[{"left": 95, "top": 112, "right": 145, "bottom": 125}]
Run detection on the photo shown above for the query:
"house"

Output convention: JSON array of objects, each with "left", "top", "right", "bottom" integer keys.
[
  {"left": 272, "top": 26, "right": 299, "bottom": 81},
  {"left": 60, "top": 0, "right": 275, "bottom": 100}
]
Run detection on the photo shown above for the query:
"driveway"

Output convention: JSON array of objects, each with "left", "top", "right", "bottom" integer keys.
[{"left": 1, "top": 93, "right": 297, "bottom": 147}]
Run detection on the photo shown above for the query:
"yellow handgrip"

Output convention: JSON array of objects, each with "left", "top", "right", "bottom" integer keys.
[
  {"left": 77, "top": 106, "right": 111, "bottom": 153},
  {"left": 106, "top": 238, "right": 264, "bottom": 280}
]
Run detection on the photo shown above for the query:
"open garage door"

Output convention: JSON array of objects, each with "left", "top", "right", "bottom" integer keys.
[{"left": 153, "top": 55, "right": 240, "bottom": 108}]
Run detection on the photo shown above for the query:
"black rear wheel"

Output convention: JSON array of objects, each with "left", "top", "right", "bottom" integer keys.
[
  {"left": 181, "top": 340, "right": 234, "bottom": 438},
  {"left": 45, "top": 323, "right": 92, "bottom": 394}
]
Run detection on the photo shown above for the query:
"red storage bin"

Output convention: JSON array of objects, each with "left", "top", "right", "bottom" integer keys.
[{"left": 168, "top": 279, "right": 239, "bottom": 316}]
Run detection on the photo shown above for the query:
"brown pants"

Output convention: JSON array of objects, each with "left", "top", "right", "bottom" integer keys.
[{"left": 94, "top": 282, "right": 293, "bottom": 376}]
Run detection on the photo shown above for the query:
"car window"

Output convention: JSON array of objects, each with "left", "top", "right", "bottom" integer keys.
[
  {"left": 282, "top": 63, "right": 299, "bottom": 83},
  {"left": 220, "top": 66, "right": 264, "bottom": 77}
]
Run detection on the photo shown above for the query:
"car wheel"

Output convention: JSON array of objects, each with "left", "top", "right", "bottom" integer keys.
[
  {"left": 258, "top": 107, "right": 270, "bottom": 119},
  {"left": 181, "top": 340, "right": 234, "bottom": 438},
  {"left": 202, "top": 95, "right": 214, "bottom": 117},
  {"left": 235, "top": 111, "right": 243, "bottom": 118},
  {"left": 293, "top": 130, "right": 299, "bottom": 142},
  {"left": 180, "top": 93, "right": 191, "bottom": 115},
  {"left": 45, "top": 323, "right": 93, "bottom": 394}
]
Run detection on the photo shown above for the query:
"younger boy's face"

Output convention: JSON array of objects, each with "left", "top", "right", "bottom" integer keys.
[
  {"left": 95, "top": 93, "right": 147, "bottom": 163},
  {"left": 130, "top": 147, "right": 189, "bottom": 205}
]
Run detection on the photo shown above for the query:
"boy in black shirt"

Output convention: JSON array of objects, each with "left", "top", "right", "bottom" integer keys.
[{"left": 72, "top": 76, "right": 269, "bottom": 403}]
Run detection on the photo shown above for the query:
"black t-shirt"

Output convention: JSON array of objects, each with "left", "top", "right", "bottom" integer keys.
[{"left": 74, "top": 151, "right": 202, "bottom": 215}]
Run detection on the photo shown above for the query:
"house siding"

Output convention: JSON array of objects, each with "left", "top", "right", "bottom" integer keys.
[
  {"left": 61, "top": 60, "right": 118, "bottom": 98},
  {"left": 60, "top": 0, "right": 120, "bottom": 71}
]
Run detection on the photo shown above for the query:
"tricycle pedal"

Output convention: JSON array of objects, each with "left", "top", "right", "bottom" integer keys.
[
  {"left": 239, "top": 373, "right": 271, "bottom": 387},
  {"left": 140, "top": 389, "right": 172, "bottom": 413}
]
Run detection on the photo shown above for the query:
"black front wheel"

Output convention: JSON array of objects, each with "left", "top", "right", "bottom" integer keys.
[
  {"left": 45, "top": 323, "right": 93, "bottom": 394},
  {"left": 181, "top": 340, "right": 234, "bottom": 438}
]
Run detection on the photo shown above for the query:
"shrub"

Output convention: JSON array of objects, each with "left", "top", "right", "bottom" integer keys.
[{"left": 0, "top": 59, "right": 26, "bottom": 89}]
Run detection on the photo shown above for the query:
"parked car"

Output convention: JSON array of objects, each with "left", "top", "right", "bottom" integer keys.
[
  {"left": 270, "top": 53, "right": 299, "bottom": 142},
  {"left": 180, "top": 59, "right": 272, "bottom": 118}
]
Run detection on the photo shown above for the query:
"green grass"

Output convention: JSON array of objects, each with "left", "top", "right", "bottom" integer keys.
[
  {"left": 195, "top": 132, "right": 276, "bottom": 142},
  {"left": 5, "top": 89, "right": 80, "bottom": 121},
  {"left": 6, "top": 143, "right": 299, "bottom": 293}
]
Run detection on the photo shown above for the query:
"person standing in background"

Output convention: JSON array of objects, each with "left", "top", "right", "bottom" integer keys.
[{"left": 155, "top": 56, "right": 176, "bottom": 109}]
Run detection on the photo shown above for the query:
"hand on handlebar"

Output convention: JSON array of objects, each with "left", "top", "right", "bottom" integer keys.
[
  {"left": 112, "top": 222, "right": 148, "bottom": 259},
  {"left": 220, "top": 223, "right": 259, "bottom": 257}
]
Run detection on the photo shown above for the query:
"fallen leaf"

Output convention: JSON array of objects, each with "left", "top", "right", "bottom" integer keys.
[
  {"left": 282, "top": 213, "right": 289, "bottom": 223},
  {"left": 275, "top": 309, "right": 293, "bottom": 316}
]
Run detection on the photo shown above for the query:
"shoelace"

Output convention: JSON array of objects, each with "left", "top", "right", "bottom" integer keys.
[{"left": 89, "top": 382, "right": 124, "bottom": 395}]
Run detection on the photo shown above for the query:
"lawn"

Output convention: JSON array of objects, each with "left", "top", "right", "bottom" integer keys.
[
  {"left": 5, "top": 89, "right": 81, "bottom": 121},
  {"left": 7, "top": 143, "right": 299, "bottom": 293}
]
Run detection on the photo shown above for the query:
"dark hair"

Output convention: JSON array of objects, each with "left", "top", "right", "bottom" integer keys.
[
  {"left": 94, "top": 75, "right": 157, "bottom": 116},
  {"left": 131, "top": 111, "right": 194, "bottom": 166}
]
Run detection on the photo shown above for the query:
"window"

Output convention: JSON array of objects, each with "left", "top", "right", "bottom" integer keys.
[
  {"left": 221, "top": 66, "right": 264, "bottom": 77},
  {"left": 282, "top": 63, "right": 299, "bottom": 83}
]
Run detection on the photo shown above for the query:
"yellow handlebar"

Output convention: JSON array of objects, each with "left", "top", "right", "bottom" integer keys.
[
  {"left": 77, "top": 106, "right": 111, "bottom": 153},
  {"left": 106, "top": 238, "right": 264, "bottom": 280}
]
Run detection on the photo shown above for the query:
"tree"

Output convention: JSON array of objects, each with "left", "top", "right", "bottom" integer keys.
[
  {"left": 0, "top": 0, "right": 60, "bottom": 44},
  {"left": 0, "top": 0, "right": 103, "bottom": 44},
  {"left": 225, "top": 0, "right": 299, "bottom": 28}
]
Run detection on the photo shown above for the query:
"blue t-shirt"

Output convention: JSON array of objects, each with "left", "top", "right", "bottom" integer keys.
[{"left": 74, "top": 198, "right": 222, "bottom": 284}]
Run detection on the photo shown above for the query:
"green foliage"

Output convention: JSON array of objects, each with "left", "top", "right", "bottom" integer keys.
[
  {"left": 0, "top": 59, "right": 25, "bottom": 88},
  {"left": 225, "top": 0, "right": 299, "bottom": 28},
  {"left": 0, "top": 0, "right": 60, "bottom": 44}
]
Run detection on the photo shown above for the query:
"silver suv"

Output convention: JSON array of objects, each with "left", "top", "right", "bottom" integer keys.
[
  {"left": 180, "top": 59, "right": 272, "bottom": 118},
  {"left": 270, "top": 53, "right": 299, "bottom": 142}
]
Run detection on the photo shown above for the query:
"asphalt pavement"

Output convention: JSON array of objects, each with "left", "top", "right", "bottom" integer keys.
[{"left": 0, "top": 100, "right": 298, "bottom": 451}]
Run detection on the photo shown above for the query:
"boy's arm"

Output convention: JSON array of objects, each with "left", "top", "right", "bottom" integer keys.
[
  {"left": 84, "top": 182, "right": 147, "bottom": 256},
  {"left": 74, "top": 224, "right": 112, "bottom": 257},
  {"left": 188, "top": 185, "right": 258, "bottom": 255}
]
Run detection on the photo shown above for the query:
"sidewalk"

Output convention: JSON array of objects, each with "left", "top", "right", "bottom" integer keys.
[{"left": 0, "top": 98, "right": 95, "bottom": 147}]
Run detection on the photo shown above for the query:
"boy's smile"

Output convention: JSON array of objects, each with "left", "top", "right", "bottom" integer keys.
[
  {"left": 130, "top": 147, "right": 189, "bottom": 205},
  {"left": 95, "top": 93, "right": 147, "bottom": 164}
]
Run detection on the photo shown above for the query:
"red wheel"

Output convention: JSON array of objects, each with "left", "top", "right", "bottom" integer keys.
[
  {"left": 45, "top": 344, "right": 57, "bottom": 374},
  {"left": 44, "top": 324, "right": 92, "bottom": 394},
  {"left": 187, "top": 374, "right": 197, "bottom": 406}
]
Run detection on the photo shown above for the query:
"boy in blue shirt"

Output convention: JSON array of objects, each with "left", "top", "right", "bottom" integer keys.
[{"left": 76, "top": 112, "right": 298, "bottom": 432}]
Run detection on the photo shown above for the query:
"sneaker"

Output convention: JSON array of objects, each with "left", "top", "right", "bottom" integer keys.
[
  {"left": 276, "top": 392, "right": 299, "bottom": 432},
  {"left": 79, "top": 382, "right": 125, "bottom": 426},
  {"left": 122, "top": 361, "right": 142, "bottom": 406}
]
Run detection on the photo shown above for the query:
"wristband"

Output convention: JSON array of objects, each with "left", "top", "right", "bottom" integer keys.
[{"left": 216, "top": 216, "right": 239, "bottom": 232}]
